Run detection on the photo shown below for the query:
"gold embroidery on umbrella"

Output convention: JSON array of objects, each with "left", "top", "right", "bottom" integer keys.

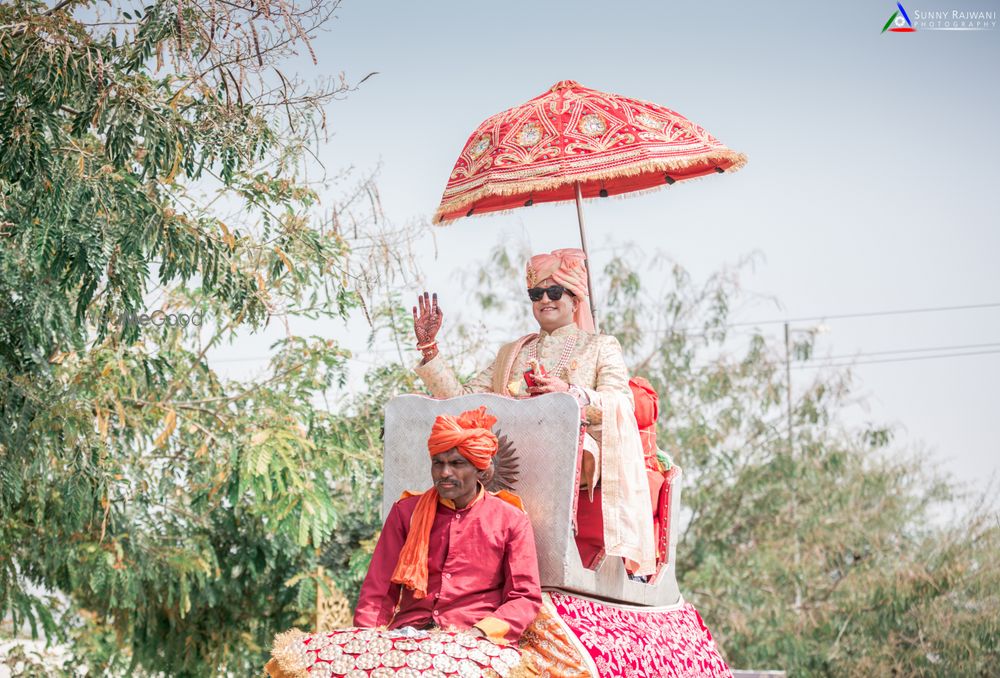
[
  {"left": 433, "top": 80, "right": 747, "bottom": 221},
  {"left": 516, "top": 122, "right": 543, "bottom": 147},
  {"left": 635, "top": 113, "right": 664, "bottom": 130},
  {"left": 578, "top": 113, "right": 607, "bottom": 137},
  {"left": 469, "top": 135, "right": 491, "bottom": 157}
]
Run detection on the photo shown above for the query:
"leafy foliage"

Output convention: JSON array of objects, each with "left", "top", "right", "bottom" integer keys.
[
  {"left": 602, "top": 251, "right": 998, "bottom": 677},
  {"left": 0, "top": 1, "right": 400, "bottom": 675},
  {"left": 433, "top": 245, "right": 998, "bottom": 677},
  {"left": 2, "top": 2, "right": 995, "bottom": 677}
]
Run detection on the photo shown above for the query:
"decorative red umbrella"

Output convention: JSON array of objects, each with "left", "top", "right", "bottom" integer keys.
[{"left": 433, "top": 80, "right": 747, "bottom": 321}]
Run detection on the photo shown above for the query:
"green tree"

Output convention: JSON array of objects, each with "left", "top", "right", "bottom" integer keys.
[
  {"left": 422, "top": 244, "right": 998, "bottom": 677},
  {"left": 3, "top": 1, "right": 995, "bottom": 676},
  {"left": 603, "top": 250, "right": 998, "bottom": 677},
  {"left": 0, "top": 1, "right": 400, "bottom": 675}
]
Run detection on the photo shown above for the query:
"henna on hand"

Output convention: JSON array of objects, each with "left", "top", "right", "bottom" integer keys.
[{"left": 412, "top": 291, "right": 443, "bottom": 346}]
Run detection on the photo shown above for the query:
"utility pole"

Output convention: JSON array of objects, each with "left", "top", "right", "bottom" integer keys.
[
  {"left": 784, "top": 323, "right": 793, "bottom": 460},
  {"left": 785, "top": 322, "right": 803, "bottom": 618}
]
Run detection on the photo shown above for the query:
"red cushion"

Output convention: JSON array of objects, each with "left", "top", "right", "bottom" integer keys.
[{"left": 629, "top": 377, "right": 658, "bottom": 427}]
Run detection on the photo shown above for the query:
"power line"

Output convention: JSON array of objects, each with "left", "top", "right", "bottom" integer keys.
[
  {"left": 212, "top": 339, "right": 1000, "bottom": 367},
  {"left": 652, "top": 300, "right": 1000, "bottom": 335},
  {"left": 209, "top": 356, "right": 388, "bottom": 368},
  {"left": 204, "top": 301, "right": 1000, "bottom": 364},
  {"left": 820, "top": 341, "right": 1000, "bottom": 362},
  {"left": 685, "top": 341, "right": 1000, "bottom": 372},
  {"left": 794, "top": 348, "right": 1000, "bottom": 370},
  {"left": 725, "top": 301, "right": 1000, "bottom": 329},
  {"left": 206, "top": 343, "right": 1000, "bottom": 374}
]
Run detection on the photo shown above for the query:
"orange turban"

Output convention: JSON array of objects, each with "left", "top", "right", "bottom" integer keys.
[
  {"left": 392, "top": 407, "right": 498, "bottom": 598},
  {"left": 427, "top": 406, "right": 499, "bottom": 469},
  {"left": 526, "top": 248, "right": 595, "bottom": 332}
]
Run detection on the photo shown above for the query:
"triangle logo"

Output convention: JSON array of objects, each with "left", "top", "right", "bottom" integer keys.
[{"left": 882, "top": 2, "right": 917, "bottom": 32}]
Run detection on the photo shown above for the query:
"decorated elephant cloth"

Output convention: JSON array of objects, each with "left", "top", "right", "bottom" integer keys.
[
  {"left": 519, "top": 592, "right": 733, "bottom": 678},
  {"left": 265, "top": 627, "right": 536, "bottom": 678}
]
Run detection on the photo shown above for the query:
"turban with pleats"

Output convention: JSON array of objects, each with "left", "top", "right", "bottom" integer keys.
[
  {"left": 526, "top": 248, "right": 595, "bottom": 332},
  {"left": 391, "top": 407, "right": 498, "bottom": 598},
  {"left": 427, "top": 407, "right": 499, "bottom": 468}
]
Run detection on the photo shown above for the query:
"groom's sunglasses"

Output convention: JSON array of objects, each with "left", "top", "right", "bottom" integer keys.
[{"left": 527, "top": 285, "right": 575, "bottom": 302}]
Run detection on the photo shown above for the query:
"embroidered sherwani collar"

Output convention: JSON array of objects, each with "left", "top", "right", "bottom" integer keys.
[{"left": 537, "top": 323, "right": 578, "bottom": 339}]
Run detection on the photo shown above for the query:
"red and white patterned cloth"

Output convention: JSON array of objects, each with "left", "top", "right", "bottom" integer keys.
[
  {"left": 267, "top": 597, "right": 732, "bottom": 678},
  {"left": 266, "top": 627, "right": 531, "bottom": 678},
  {"left": 434, "top": 80, "right": 746, "bottom": 222},
  {"left": 522, "top": 592, "right": 732, "bottom": 678}
]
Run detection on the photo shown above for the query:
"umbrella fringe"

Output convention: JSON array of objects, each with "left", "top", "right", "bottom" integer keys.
[
  {"left": 435, "top": 150, "right": 747, "bottom": 223},
  {"left": 432, "top": 173, "right": 727, "bottom": 226}
]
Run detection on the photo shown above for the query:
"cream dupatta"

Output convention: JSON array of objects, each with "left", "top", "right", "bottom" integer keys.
[{"left": 491, "top": 333, "right": 656, "bottom": 576}]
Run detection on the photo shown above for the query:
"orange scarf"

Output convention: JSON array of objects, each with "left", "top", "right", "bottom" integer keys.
[{"left": 391, "top": 407, "right": 498, "bottom": 598}]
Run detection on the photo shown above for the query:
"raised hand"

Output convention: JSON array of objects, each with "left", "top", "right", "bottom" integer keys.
[{"left": 413, "top": 292, "right": 443, "bottom": 363}]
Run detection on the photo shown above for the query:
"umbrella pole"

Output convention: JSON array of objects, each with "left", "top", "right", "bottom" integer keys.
[{"left": 574, "top": 181, "right": 599, "bottom": 331}]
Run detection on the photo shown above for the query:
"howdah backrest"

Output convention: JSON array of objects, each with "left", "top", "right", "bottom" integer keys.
[{"left": 383, "top": 393, "right": 682, "bottom": 607}]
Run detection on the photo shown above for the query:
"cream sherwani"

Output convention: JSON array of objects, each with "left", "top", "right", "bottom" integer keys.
[{"left": 415, "top": 324, "right": 656, "bottom": 575}]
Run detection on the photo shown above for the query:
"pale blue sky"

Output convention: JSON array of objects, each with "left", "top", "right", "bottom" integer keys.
[{"left": 214, "top": 0, "right": 1000, "bottom": 495}]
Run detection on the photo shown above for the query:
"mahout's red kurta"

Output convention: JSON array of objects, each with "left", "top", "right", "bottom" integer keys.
[{"left": 354, "top": 490, "right": 542, "bottom": 643}]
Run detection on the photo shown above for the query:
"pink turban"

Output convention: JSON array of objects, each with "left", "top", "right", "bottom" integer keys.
[{"left": 526, "top": 248, "right": 595, "bottom": 332}]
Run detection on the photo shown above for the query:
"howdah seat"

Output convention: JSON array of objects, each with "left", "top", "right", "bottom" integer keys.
[{"left": 383, "top": 393, "right": 682, "bottom": 607}]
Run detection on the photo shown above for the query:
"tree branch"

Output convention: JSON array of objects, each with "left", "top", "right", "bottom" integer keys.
[{"left": 44, "top": 0, "right": 85, "bottom": 16}]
